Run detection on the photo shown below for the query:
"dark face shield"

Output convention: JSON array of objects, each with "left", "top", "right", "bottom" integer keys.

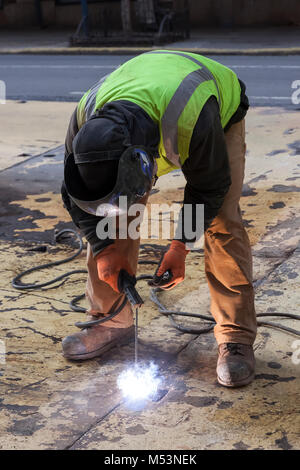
[{"left": 64, "top": 146, "right": 157, "bottom": 217}]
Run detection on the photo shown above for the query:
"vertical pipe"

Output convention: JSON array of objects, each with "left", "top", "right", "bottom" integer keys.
[
  {"left": 81, "top": 0, "right": 89, "bottom": 36},
  {"left": 34, "top": 0, "right": 44, "bottom": 28},
  {"left": 121, "top": 0, "right": 132, "bottom": 34}
]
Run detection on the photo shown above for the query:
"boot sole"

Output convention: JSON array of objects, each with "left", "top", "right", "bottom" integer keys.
[
  {"left": 217, "top": 371, "right": 255, "bottom": 388},
  {"left": 63, "top": 328, "right": 135, "bottom": 361}
]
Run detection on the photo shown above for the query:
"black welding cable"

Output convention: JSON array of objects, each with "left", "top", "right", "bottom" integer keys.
[
  {"left": 12, "top": 229, "right": 87, "bottom": 290},
  {"left": 74, "top": 296, "right": 128, "bottom": 328},
  {"left": 11, "top": 229, "right": 128, "bottom": 327},
  {"left": 11, "top": 229, "right": 300, "bottom": 336},
  {"left": 150, "top": 288, "right": 300, "bottom": 336}
]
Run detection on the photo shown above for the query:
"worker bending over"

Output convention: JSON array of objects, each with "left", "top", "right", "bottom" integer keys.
[{"left": 61, "top": 51, "right": 256, "bottom": 388}]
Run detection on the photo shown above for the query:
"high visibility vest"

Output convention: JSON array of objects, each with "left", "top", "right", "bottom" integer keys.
[{"left": 77, "top": 51, "right": 241, "bottom": 177}]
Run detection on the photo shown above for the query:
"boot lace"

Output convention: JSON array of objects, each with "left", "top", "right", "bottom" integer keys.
[{"left": 223, "top": 343, "right": 244, "bottom": 356}]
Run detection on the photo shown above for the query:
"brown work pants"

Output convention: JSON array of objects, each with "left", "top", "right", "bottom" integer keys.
[{"left": 85, "top": 119, "right": 257, "bottom": 345}]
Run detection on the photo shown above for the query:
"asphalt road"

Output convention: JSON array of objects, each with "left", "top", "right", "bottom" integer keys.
[{"left": 1, "top": 54, "right": 300, "bottom": 108}]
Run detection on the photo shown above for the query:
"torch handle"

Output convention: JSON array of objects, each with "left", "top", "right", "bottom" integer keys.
[{"left": 118, "top": 269, "right": 144, "bottom": 307}]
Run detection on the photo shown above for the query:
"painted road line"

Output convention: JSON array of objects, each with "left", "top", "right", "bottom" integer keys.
[
  {"left": 1, "top": 64, "right": 300, "bottom": 69},
  {"left": 230, "top": 65, "right": 300, "bottom": 69},
  {"left": 68, "top": 94, "right": 295, "bottom": 100},
  {"left": 0, "top": 65, "right": 118, "bottom": 69},
  {"left": 249, "top": 96, "right": 291, "bottom": 100}
]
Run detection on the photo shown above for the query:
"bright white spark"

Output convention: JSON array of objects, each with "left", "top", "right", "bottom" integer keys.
[{"left": 117, "top": 362, "right": 161, "bottom": 402}]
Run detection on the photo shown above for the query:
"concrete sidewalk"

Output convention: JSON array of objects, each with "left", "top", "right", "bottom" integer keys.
[
  {"left": 0, "top": 103, "right": 299, "bottom": 449},
  {"left": 0, "top": 100, "right": 75, "bottom": 171},
  {"left": 0, "top": 26, "right": 299, "bottom": 55}
]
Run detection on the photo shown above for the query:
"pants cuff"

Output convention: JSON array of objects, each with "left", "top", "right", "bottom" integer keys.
[{"left": 215, "top": 329, "right": 257, "bottom": 347}]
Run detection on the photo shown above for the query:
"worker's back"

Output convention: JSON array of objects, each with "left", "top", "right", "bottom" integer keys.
[{"left": 77, "top": 51, "right": 242, "bottom": 175}]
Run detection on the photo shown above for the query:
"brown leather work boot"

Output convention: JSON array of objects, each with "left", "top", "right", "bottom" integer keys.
[
  {"left": 217, "top": 343, "right": 255, "bottom": 388},
  {"left": 62, "top": 323, "right": 134, "bottom": 361}
]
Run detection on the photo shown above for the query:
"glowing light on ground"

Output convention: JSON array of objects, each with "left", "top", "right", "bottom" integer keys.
[{"left": 117, "top": 362, "right": 161, "bottom": 402}]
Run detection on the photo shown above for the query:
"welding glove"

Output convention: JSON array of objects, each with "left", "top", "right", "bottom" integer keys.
[
  {"left": 96, "top": 244, "right": 134, "bottom": 293},
  {"left": 149, "top": 240, "right": 189, "bottom": 290}
]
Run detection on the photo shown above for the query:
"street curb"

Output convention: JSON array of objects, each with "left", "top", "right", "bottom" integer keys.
[
  {"left": 0, "top": 144, "right": 64, "bottom": 175},
  {"left": 1, "top": 46, "right": 300, "bottom": 55}
]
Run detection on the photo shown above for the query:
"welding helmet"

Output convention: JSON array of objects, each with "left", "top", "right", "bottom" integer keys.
[{"left": 64, "top": 115, "right": 157, "bottom": 217}]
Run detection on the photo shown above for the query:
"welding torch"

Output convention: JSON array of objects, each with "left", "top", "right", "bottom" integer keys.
[{"left": 118, "top": 269, "right": 144, "bottom": 365}]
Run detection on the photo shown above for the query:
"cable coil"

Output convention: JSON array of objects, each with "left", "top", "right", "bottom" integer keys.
[{"left": 12, "top": 229, "right": 300, "bottom": 337}]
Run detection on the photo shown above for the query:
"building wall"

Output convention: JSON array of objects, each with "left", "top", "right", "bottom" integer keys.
[
  {"left": 0, "top": 0, "right": 122, "bottom": 28},
  {"left": 54, "top": 3, "right": 122, "bottom": 29},
  {"left": 189, "top": 0, "right": 300, "bottom": 27},
  {"left": 0, "top": 0, "right": 37, "bottom": 27},
  {"left": 0, "top": 0, "right": 300, "bottom": 28}
]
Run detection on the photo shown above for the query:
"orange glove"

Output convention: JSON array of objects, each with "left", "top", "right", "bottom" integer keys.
[
  {"left": 149, "top": 240, "right": 189, "bottom": 290},
  {"left": 96, "top": 244, "right": 134, "bottom": 293}
]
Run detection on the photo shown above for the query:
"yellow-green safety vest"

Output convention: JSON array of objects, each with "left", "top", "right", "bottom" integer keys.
[{"left": 77, "top": 51, "right": 241, "bottom": 177}]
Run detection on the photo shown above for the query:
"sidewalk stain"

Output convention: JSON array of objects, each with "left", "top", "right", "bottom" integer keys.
[{"left": 0, "top": 107, "right": 299, "bottom": 449}]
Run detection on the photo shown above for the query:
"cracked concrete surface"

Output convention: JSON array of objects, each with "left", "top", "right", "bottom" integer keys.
[
  {"left": 0, "top": 100, "right": 75, "bottom": 171},
  {"left": 0, "top": 104, "right": 299, "bottom": 450}
]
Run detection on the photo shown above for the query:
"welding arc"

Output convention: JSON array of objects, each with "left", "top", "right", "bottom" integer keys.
[{"left": 12, "top": 229, "right": 300, "bottom": 337}]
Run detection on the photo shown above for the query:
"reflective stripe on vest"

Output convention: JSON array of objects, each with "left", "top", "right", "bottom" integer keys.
[
  {"left": 84, "top": 73, "right": 110, "bottom": 123},
  {"left": 147, "top": 51, "right": 220, "bottom": 166}
]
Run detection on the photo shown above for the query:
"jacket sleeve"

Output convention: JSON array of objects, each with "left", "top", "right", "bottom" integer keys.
[
  {"left": 65, "top": 107, "right": 79, "bottom": 158},
  {"left": 178, "top": 96, "right": 232, "bottom": 243},
  {"left": 62, "top": 100, "right": 161, "bottom": 257},
  {"left": 62, "top": 107, "right": 114, "bottom": 257}
]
